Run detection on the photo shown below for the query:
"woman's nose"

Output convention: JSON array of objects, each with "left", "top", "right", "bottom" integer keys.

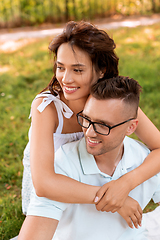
[{"left": 62, "top": 70, "right": 73, "bottom": 84}]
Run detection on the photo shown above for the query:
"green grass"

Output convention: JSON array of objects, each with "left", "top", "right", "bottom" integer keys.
[{"left": 0, "top": 23, "right": 160, "bottom": 239}]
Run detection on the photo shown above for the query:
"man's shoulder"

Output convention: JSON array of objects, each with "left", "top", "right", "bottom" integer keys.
[
  {"left": 124, "top": 136, "right": 149, "bottom": 151},
  {"left": 121, "top": 137, "right": 150, "bottom": 171},
  {"left": 124, "top": 136, "right": 150, "bottom": 160},
  {"left": 55, "top": 138, "right": 84, "bottom": 165},
  {"left": 54, "top": 138, "right": 85, "bottom": 180},
  {"left": 61, "top": 138, "right": 82, "bottom": 154}
]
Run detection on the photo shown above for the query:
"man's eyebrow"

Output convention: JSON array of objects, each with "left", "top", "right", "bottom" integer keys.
[
  {"left": 83, "top": 112, "right": 112, "bottom": 126},
  {"left": 82, "top": 113, "right": 90, "bottom": 119}
]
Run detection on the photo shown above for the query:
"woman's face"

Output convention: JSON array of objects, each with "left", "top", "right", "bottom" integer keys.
[{"left": 56, "top": 43, "right": 101, "bottom": 101}]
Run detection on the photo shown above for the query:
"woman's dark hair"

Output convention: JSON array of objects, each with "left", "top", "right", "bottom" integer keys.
[{"left": 43, "top": 21, "right": 119, "bottom": 95}]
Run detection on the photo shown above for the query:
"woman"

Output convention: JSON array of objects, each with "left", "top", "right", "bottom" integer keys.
[{"left": 20, "top": 21, "right": 160, "bottom": 239}]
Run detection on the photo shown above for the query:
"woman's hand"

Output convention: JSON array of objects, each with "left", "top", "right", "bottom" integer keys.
[
  {"left": 117, "top": 196, "right": 143, "bottom": 229},
  {"left": 94, "top": 177, "right": 132, "bottom": 213}
]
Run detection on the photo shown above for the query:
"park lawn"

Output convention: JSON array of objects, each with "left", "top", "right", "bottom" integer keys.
[{"left": 0, "top": 22, "right": 160, "bottom": 239}]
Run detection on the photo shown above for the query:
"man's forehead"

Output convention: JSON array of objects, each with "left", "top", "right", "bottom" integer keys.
[
  {"left": 83, "top": 96, "right": 124, "bottom": 123},
  {"left": 84, "top": 96, "right": 124, "bottom": 111}
]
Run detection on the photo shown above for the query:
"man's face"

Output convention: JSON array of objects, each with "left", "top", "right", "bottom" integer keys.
[{"left": 82, "top": 96, "right": 135, "bottom": 157}]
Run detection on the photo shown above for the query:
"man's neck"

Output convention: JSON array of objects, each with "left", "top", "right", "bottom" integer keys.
[{"left": 94, "top": 143, "right": 124, "bottom": 176}]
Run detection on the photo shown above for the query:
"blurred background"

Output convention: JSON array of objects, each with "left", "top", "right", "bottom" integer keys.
[
  {"left": 0, "top": 1, "right": 160, "bottom": 239},
  {"left": 0, "top": 0, "right": 160, "bottom": 28}
]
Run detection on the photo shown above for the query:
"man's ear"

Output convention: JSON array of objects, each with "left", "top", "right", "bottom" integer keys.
[{"left": 126, "top": 119, "right": 138, "bottom": 136}]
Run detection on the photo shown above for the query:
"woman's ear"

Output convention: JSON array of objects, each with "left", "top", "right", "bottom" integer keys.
[
  {"left": 99, "top": 68, "right": 106, "bottom": 79},
  {"left": 126, "top": 119, "right": 139, "bottom": 136},
  {"left": 99, "top": 72, "right": 104, "bottom": 78}
]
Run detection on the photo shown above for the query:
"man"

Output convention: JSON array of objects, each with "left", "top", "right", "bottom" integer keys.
[{"left": 19, "top": 76, "right": 160, "bottom": 240}]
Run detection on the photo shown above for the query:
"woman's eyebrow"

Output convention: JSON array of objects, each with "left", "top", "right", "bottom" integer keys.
[
  {"left": 56, "top": 61, "right": 85, "bottom": 67},
  {"left": 56, "top": 61, "right": 63, "bottom": 65},
  {"left": 72, "top": 64, "right": 86, "bottom": 67}
]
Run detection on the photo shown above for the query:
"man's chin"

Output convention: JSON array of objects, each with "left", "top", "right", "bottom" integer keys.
[
  {"left": 86, "top": 146, "right": 99, "bottom": 156},
  {"left": 86, "top": 146, "right": 94, "bottom": 155}
]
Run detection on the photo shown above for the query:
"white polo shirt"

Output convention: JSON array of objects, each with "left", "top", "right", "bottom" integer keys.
[{"left": 28, "top": 136, "right": 160, "bottom": 240}]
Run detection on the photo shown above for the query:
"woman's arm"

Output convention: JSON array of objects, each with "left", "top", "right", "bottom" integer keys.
[
  {"left": 95, "top": 108, "right": 160, "bottom": 211},
  {"left": 135, "top": 107, "right": 160, "bottom": 150},
  {"left": 18, "top": 216, "right": 58, "bottom": 240},
  {"left": 30, "top": 98, "right": 99, "bottom": 204},
  {"left": 121, "top": 107, "right": 160, "bottom": 190},
  {"left": 117, "top": 196, "right": 143, "bottom": 229}
]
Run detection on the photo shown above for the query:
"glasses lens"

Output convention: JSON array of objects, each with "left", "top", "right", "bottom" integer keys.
[
  {"left": 77, "top": 114, "right": 110, "bottom": 135},
  {"left": 94, "top": 123, "right": 110, "bottom": 135},
  {"left": 78, "top": 115, "right": 90, "bottom": 128}
]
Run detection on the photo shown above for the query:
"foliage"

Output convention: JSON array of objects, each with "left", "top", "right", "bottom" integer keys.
[
  {"left": 114, "top": 23, "right": 160, "bottom": 126},
  {"left": 0, "top": 23, "right": 160, "bottom": 239},
  {"left": 0, "top": 0, "right": 160, "bottom": 27}
]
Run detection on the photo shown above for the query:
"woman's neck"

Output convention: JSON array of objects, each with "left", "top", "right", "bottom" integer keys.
[{"left": 60, "top": 93, "right": 89, "bottom": 114}]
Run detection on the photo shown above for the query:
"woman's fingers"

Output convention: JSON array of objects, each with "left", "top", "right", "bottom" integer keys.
[
  {"left": 117, "top": 196, "right": 142, "bottom": 228},
  {"left": 134, "top": 205, "right": 143, "bottom": 227},
  {"left": 95, "top": 194, "right": 120, "bottom": 212},
  {"left": 95, "top": 179, "right": 131, "bottom": 211}
]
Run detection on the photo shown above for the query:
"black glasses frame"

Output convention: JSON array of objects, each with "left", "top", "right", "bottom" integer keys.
[{"left": 76, "top": 110, "right": 135, "bottom": 136}]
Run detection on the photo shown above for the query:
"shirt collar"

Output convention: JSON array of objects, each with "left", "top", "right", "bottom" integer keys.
[
  {"left": 79, "top": 138, "right": 102, "bottom": 175},
  {"left": 122, "top": 137, "right": 136, "bottom": 169},
  {"left": 78, "top": 137, "right": 136, "bottom": 177}
]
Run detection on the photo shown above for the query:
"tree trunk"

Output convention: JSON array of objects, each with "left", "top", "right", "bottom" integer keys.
[
  {"left": 151, "top": 0, "right": 156, "bottom": 12},
  {"left": 65, "top": 0, "right": 69, "bottom": 21}
]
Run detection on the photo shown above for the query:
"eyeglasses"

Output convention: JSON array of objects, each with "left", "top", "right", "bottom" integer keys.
[{"left": 76, "top": 110, "right": 135, "bottom": 136}]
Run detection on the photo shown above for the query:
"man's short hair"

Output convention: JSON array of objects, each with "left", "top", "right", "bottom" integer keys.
[{"left": 91, "top": 76, "right": 142, "bottom": 117}]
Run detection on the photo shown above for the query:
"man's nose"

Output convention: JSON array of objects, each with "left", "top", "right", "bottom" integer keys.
[{"left": 85, "top": 124, "right": 97, "bottom": 137}]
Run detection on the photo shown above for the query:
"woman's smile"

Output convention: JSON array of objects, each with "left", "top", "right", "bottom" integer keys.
[{"left": 63, "top": 85, "right": 79, "bottom": 94}]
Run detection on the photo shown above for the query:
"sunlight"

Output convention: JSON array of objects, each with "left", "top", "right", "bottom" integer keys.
[{"left": 0, "top": 65, "right": 10, "bottom": 73}]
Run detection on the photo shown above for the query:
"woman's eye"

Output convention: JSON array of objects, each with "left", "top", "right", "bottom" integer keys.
[
  {"left": 74, "top": 69, "right": 83, "bottom": 73},
  {"left": 57, "top": 66, "right": 64, "bottom": 70}
]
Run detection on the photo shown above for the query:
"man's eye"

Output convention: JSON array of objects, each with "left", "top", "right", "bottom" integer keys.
[
  {"left": 82, "top": 115, "right": 90, "bottom": 121},
  {"left": 98, "top": 124, "right": 108, "bottom": 129}
]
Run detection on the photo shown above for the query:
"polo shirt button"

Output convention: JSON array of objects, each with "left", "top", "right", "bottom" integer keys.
[{"left": 121, "top": 168, "right": 126, "bottom": 174}]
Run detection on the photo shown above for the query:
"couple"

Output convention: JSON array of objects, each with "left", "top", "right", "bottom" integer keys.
[
  {"left": 19, "top": 76, "right": 160, "bottom": 239},
  {"left": 18, "top": 21, "right": 160, "bottom": 239}
]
